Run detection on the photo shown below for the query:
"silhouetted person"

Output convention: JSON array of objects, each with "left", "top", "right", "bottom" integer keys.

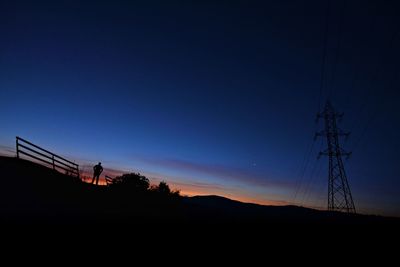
[{"left": 91, "top": 162, "right": 103, "bottom": 185}]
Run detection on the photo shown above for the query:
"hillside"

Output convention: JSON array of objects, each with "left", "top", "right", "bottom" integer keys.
[
  {"left": 0, "top": 156, "right": 397, "bottom": 224},
  {"left": 0, "top": 156, "right": 182, "bottom": 223}
]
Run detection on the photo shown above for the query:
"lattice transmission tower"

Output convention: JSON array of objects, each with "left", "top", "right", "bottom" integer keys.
[{"left": 316, "top": 101, "right": 356, "bottom": 213}]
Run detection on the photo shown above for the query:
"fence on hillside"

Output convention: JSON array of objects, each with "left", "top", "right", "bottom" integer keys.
[
  {"left": 16, "top": 136, "right": 80, "bottom": 178},
  {"left": 105, "top": 175, "right": 114, "bottom": 186}
]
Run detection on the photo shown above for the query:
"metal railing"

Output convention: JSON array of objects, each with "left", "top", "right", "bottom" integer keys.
[
  {"left": 105, "top": 175, "right": 114, "bottom": 186},
  {"left": 16, "top": 136, "right": 80, "bottom": 178}
]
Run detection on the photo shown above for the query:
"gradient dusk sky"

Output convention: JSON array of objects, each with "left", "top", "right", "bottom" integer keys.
[{"left": 1, "top": 0, "right": 399, "bottom": 216}]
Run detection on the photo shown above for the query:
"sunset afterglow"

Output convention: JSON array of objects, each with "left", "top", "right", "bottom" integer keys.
[{"left": 1, "top": 0, "right": 399, "bottom": 217}]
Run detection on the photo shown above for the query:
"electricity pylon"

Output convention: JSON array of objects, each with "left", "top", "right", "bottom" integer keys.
[{"left": 316, "top": 101, "right": 356, "bottom": 213}]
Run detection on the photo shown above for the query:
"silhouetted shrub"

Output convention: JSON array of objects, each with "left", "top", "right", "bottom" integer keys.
[
  {"left": 171, "top": 189, "right": 181, "bottom": 198},
  {"left": 111, "top": 173, "right": 150, "bottom": 192},
  {"left": 151, "top": 181, "right": 181, "bottom": 198},
  {"left": 158, "top": 181, "right": 171, "bottom": 195}
]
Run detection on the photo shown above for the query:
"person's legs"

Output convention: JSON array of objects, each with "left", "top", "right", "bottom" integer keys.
[
  {"left": 91, "top": 174, "right": 96, "bottom": 184},
  {"left": 95, "top": 174, "right": 100, "bottom": 185}
]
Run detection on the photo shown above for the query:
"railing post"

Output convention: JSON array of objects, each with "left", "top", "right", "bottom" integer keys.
[
  {"left": 13, "top": 137, "right": 80, "bottom": 178},
  {"left": 16, "top": 137, "right": 19, "bottom": 159}
]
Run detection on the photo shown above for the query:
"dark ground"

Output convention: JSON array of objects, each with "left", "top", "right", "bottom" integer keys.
[{"left": 0, "top": 156, "right": 398, "bottom": 226}]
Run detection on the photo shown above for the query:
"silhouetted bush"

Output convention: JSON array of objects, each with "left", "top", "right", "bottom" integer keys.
[
  {"left": 111, "top": 173, "right": 150, "bottom": 192},
  {"left": 151, "top": 181, "right": 181, "bottom": 198},
  {"left": 110, "top": 173, "right": 181, "bottom": 202},
  {"left": 158, "top": 181, "right": 171, "bottom": 195},
  {"left": 171, "top": 189, "right": 181, "bottom": 198}
]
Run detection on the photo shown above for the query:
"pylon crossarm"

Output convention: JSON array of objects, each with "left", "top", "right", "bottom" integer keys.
[{"left": 315, "top": 101, "right": 356, "bottom": 214}]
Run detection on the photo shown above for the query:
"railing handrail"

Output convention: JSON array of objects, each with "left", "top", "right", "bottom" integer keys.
[
  {"left": 16, "top": 136, "right": 79, "bottom": 178},
  {"left": 105, "top": 175, "right": 114, "bottom": 185},
  {"left": 17, "top": 136, "right": 78, "bottom": 167},
  {"left": 18, "top": 150, "right": 79, "bottom": 175},
  {"left": 17, "top": 143, "right": 78, "bottom": 174}
]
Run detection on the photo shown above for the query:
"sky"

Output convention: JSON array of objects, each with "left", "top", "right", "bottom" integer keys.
[{"left": 0, "top": 0, "right": 399, "bottom": 216}]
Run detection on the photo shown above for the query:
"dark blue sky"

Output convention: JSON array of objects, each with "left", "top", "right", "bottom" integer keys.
[{"left": 1, "top": 0, "right": 399, "bottom": 216}]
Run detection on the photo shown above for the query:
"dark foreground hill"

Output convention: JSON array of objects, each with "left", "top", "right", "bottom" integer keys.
[{"left": 0, "top": 156, "right": 397, "bottom": 225}]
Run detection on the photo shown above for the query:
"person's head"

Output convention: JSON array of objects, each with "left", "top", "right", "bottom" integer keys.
[{"left": 98, "top": 162, "right": 101, "bottom": 165}]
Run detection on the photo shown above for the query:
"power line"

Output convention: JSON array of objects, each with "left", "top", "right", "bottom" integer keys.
[
  {"left": 328, "top": 0, "right": 347, "bottom": 100},
  {"left": 301, "top": 159, "right": 324, "bottom": 207},
  {"left": 300, "top": 138, "right": 324, "bottom": 206},
  {"left": 293, "top": 0, "right": 331, "bottom": 206},
  {"left": 292, "top": 138, "right": 316, "bottom": 203},
  {"left": 317, "top": 0, "right": 331, "bottom": 112}
]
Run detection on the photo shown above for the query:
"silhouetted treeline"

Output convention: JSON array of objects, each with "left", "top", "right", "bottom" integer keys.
[{"left": 109, "top": 173, "right": 181, "bottom": 198}]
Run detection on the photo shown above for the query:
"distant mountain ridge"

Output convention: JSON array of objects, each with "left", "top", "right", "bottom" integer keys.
[{"left": 0, "top": 156, "right": 398, "bottom": 224}]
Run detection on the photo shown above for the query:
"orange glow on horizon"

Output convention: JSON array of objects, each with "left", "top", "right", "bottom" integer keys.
[
  {"left": 178, "top": 189, "right": 288, "bottom": 206},
  {"left": 78, "top": 170, "right": 290, "bottom": 207},
  {"left": 168, "top": 182, "right": 289, "bottom": 207},
  {"left": 80, "top": 175, "right": 107, "bottom": 186}
]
